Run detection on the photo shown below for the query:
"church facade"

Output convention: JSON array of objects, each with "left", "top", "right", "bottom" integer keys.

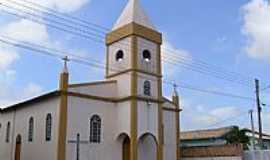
[{"left": 0, "top": 0, "right": 181, "bottom": 160}]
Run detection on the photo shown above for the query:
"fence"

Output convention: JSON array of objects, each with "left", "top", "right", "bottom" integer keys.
[
  {"left": 244, "top": 150, "right": 270, "bottom": 160},
  {"left": 181, "top": 144, "right": 243, "bottom": 160}
]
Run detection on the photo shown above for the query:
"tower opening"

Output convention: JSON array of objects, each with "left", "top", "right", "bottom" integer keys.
[
  {"left": 116, "top": 50, "right": 124, "bottom": 62},
  {"left": 142, "top": 50, "right": 151, "bottom": 62}
]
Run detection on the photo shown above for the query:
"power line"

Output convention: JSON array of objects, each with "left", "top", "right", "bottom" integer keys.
[
  {"left": 163, "top": 56, "right": 252, "bottom": 87},
  {"left": 260, "top": 85, "right": 270, "bottom": 92},
  {"left": 204, "top": 110, "right": 250, "bottom": 129},
  {"left": 1, "top": 0, "right": 265, "bottom": 136},
  {"left": 3, "top": 0, "right": 253, "bottom": 84},
  {"left": 0, "top": 0, "right": 257, "bottom": 87},
  {"left": 0, "top": 36, "right": 256, "bottom": 102},
  {"left": 163, "top": 51, "right": 254, "bottom": 83},
  {"left": 163, "top": 80, "right": 255, "bottom": 101}
]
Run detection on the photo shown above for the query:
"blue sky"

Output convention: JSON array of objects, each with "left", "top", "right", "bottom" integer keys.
[{"left": 0, "top": 0, "right": 270, "bottom": 132}]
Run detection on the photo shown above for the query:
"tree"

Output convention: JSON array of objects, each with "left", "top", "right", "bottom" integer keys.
[{"left": 225, "top": 127, "right": 250, "bottom": 150}]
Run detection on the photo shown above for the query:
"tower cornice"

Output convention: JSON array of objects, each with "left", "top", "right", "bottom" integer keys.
[{"left": 106, "top": 22, "right": 162, "bottom": 45}]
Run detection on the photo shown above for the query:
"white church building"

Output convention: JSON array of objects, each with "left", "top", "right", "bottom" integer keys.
[{"left": 0, "top": 0, "right": 181, "bottom": 160}]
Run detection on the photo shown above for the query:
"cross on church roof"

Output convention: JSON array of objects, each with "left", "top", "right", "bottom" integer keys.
[
  {"left": 112, "top": 0, "right": 156, "bottom": 30},
  {"left": 62, "top": 56, "right": 69, "bottom": 73}
]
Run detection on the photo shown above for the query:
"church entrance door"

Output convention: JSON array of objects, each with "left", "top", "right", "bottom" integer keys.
[
  {"left": 138, "top": 133, "right": 157, "bottom": 160},
  {"left": 123, "top": 136, "right": 130, "bottom": 160},
  {"left": 15, "top": 135, "right": 22, "bottom": 160}
]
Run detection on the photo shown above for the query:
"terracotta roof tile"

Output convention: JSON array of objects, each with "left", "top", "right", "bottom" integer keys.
[{"left": 180, "top": 126, "right": 236, "bottom": 140}]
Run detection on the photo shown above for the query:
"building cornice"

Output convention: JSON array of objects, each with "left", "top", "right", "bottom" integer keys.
[
  {"left": 106, "top": 22, "right": 162, "bottom": 45},
  {"left": 106, "top": 68, "right": 162, "bottom": 79},
  {"left": 69, "top": 80, "right": 117, "bottom": 88},
  {"left": 163, "top": 107, "right": 182, "bottom": 113}
]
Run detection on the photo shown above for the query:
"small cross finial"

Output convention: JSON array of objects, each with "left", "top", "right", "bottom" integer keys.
[{"left": 62, "top": 56, "right": 69, "bottom": 73}]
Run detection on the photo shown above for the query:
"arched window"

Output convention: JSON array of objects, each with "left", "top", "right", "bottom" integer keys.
[
  {"left": 6, "top": 122, "right": 10, "bottom": 143},
  {"left": 116, "top": 50, "right": 124, "bottom": 62},
  {"left": 142, "top": 50, "right": 151, "bottom": 62},
  {"left": 144, "top": 80, "right": 151, "bottom": 96},
  {"left": 46, "top": 114, "right": 52, "bottom": 141},
  {"left": 90, "top": 115, "right": 101, "bottom": 143},
  {"left": 28, "top": 117, "right": 34, "bottom": 142}
]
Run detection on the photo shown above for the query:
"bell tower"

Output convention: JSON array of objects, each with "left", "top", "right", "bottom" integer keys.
[{"left": 105, "top": 0, "right": 163, "bottom": 160}]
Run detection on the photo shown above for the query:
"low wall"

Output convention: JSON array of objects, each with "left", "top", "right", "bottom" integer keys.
[
  {"left": 182, "top": 158, "right": 242, "bottom": 160},
  {"left": 181, "top": 144, "right": 243, "bottom": 160},
  {"left": 244, "top": 150, "right": 270, "bottom": 160}
]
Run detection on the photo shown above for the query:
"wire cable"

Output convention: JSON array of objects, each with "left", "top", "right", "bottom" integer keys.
[
  {"left": 0, "top": 0, "right": 257, "bottom": 87},
  {"left": 0, "top": 36, "right": 256, "bottom": 102}
]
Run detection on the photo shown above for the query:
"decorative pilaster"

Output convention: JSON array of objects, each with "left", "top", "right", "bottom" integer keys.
[
  {"left": 130, "top": 36, "right": 138, "bottom": 160},
  {"left": 172, "top": 84, "right": 180, "bottom": 160},
  {"left": 57, "top": 57, "right": 69, "bottom": 160}
]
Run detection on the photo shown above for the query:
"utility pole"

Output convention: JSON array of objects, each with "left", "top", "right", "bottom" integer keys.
[
  {"left": 249, "top": 109, "right": 256, "bottom": 150},
  {"left": 255, "top": 79, "right": 263, "bottom": 149}
]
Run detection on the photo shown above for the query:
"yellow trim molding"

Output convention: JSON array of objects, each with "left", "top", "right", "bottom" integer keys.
[
  {"left": 130, "top": 35, "right": 138, "bottom": 160},
  {"left": 106, "top": 46, "right": 109, "bottom": 77},
  {"left": 106, "top": 22, "right": 162, "bottom": 45},
  {"left": 57, "top": 72, "right": 69, "bottom": 160},
  {"left": 69, "top": 80, "right": 117, "bottom": 88},
  {"left": 156, "top": 44, "right": 163, "bottom": 160},
  {"left": 173, "top": 95, "right": 181, "bottom": 160},
  {"left": 162, "top": 107, "right": 181, "bottom": 112},
  {"left": 67, "top": 91, "right": 163, "bottom": 103},
  {"left": 106, "top": 68, "right": 162, "bottom": 79}
]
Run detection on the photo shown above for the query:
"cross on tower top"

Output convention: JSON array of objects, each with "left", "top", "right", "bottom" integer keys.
[{"left": 62, "top": 56, "right": 69, "bottom": 73}]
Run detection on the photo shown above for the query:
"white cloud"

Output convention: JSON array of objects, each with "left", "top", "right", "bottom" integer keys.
[
  {"left": 0, "top": 82, "right": 43, "bottom": 108},
  {"left": 0, "top": 45, "right": 19, "bottom": 71},
  {"left": 0, "top": 19, "right": 49, "bottom": 108},
  {"left": 0, "top": 19, "right": 50, "bottom": 72},
  {"left": 22, "top": 83, "right": 43, "bottom": 98},
  {"left": 0, "top": 19, "right": 49, "bottom": 44},
  {"left": 11, "top": 0, "right": 91, "bottom": 13},
  {"left": 211, "top": 106, "right": 241, "bottom": 117},
  {"left": 182, "top": 105, "right": 246, "bottom": 131},
  {"left": 242, "top": 0, "right": 270, "bottom": 59},
  {"left": 161, "top": 40, "right": 192, "bottom": 78},
  {"left": 0, "top": 0, "right": 90, "bottom": 108}
]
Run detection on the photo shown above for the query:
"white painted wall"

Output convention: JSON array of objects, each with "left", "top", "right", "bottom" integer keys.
[
  {"left": 108, "top": 73, "right": 132, "bottom": 97},
  {"left": 116, "top": 101, "right": 131, "bottom": 136},
  {"left": 137, "top": 37, "right": 158, "bottom": 74},
  {"left": 0, "top": 111, "right": 15, "bottom": 160},
  {"left": 66, "top": 96, "right": 122, "bottom": 160},
  {"left": 163, "top": 108, "right": 177, "bottom": 160},
  {"left": 137, "top": 101, "right": 158, "bottom": 139},
  {"left": 108, "top": 37, "right": 132, "bottom": 75},
  {"left": 69, "top": 81, "right": 117, "bottom": 97},
  {"left": 244, "top": 150, "right": 270, "bottom": 160},
  {"left": 0, "top": 97, "right": 60, "bottom": 160}
]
